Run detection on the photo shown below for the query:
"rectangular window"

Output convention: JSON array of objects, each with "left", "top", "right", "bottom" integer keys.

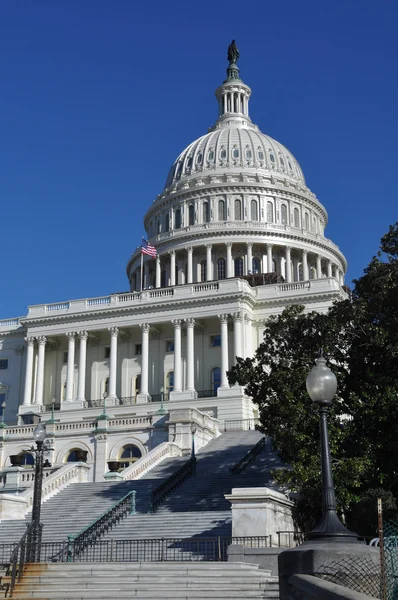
[
  {"left": 166, "top": 340, "right": 174, "bottom": 353},
  {"left": 135, "top": 343, "right": 142, "bottom": 356},
  {"left": 210, "top": 334, "right": 221, "bottom": 347},
  {"left": 104, "top": 347, "right": 111, "bottom": 359},
  {"left": 0, "top": 359, "right": 8, "bottom": 370},
  {"left": 63, "top": 352, "right": 68, "bottom": 364}
]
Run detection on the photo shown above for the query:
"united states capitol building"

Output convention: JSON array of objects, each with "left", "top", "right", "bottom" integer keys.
[{"left": 0, "top": 46, "right": 347, "bottom": 484}]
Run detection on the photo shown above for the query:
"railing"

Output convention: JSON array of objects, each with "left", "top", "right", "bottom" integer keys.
[
  {"left": 86, "top": 296, "right": 111, "bottom": 306},
  {"left": 55, "top": 491, "right": 137, "bottom": 562},
  {"left": 45, "top": 302, "right": 70, "bottom": 312},
  {"left": 150, "top": 457, "right": 196, "bottom": 513},
  {"left": 223, "top": 418, "right": 259, "bottom": 431},
  {"left": 196, "top": 389, "right": 217, "bottom": 398},
  {"left": 44, "top": 402, "right": 61, "bottom": 411},
  {"left": 120, "top": 442, "right": 183, "bottom": 481},
  {"left": 150, "top": 393, "right": 169, "bottom": 403},
  {"left": 5, "top": 523, "right": 36, "bottom": 597},
  {"left": 230, "top": 437, "right": 266, "bottom": 474},
  {"left": 0, "top": 318, "right": 20, "bottom": 328},
  {"left": 276, "top": 530, "right": 305, "bottom": 548},
  {"left": 18, "top": 536, "right": 270, "bottom": 564},
  {"left": 118, "top": 396, "right": 136, "bottom": 406}
]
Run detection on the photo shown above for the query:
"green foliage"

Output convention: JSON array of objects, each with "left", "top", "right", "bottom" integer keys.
[{"left": 228, "top": 223, "right": 398, "bottom": 536}]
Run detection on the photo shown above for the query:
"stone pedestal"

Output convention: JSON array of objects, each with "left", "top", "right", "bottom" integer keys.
[
  {"left": 278, "top": 542, "right": 380, "bottom": 600},
  {"left": 3, "top": 466, "right": 26, "bottom": 491},
  {"left": 104, "top": 471, "right": 124, "bottom": 481},
  {"left": 61, "top": 400, "right": 86, "bottom": 411},
  {"left": 136, "top": 393, "right": 150, "bottom": 404}
]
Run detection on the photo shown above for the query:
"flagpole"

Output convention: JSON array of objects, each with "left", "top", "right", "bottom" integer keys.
[{"left": 140, "top": 250, "right": 143, "bottom": 292}]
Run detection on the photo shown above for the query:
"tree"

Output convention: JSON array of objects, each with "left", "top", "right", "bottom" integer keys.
[{"left": 228, "top": 223, "right": 398, "bottom": 535}]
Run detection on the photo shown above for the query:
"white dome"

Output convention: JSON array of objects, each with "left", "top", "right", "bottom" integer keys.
[{"left": 164, "top": 125, "right": 305, "bottom": 190}]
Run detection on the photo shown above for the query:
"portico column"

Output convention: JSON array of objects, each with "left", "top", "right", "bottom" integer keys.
[
  {"left": 219, "top": 314, "right": 229, "bottom": 388},
  {"left": 23, "top": 337, "right": 35, "bottom": 406},
  {"left": 155, "top": 255, "right": 161, "bottom": 288},
  {"left": 327, "top": 260, "right": 333, "bottom": 278},
  {"left": 65, "top": 332, "right": 76, "bottom": 402},
  {"left": 339, "top": 270, "right": 344, "bottom": 286},
  {"left": 108, "top": 327, "right": 119, "bottom": 400},
  {"left": 233, "top": 312, "right": 243, "bottom": 363},
  {"left": 316, "top": 254, "right": 322, "bottom": 279},
  {"left": 302, "top": 250, "right": 309, "bottom": 281},
  {"left": 267, "top": 244, "right": 273, "bottom": 273},
  {"left": 226, "top": 243, "right": 233, "bottom": 277},
  {"left": 187, "top": 247, "right": 193, "bottom": 284},
  {"left": 172, "top": 319, "right": 182, "bottom": 392},
  {"left": 139, "top": 324, "right": 150, "bottom": 396},
  {"left": 285, "top": 246, "right": 292, "bottom": 283},
  {"left": 170, "top": 250, "right": 176, "bottom": 286},
  {"left": 206, "top": 244, "right": 213, "bottom": 281},
  {"left": 246, "top": 243, "right": 253, "bottom": 275},
  {"left": 35, "top": 336, "right": 47, "bottom": 406},
  {"left": 186, "top": 318, "right": 195, "bottom": 391},
  {"left": 77, "top": 331, "right": 88, "bottom": 402}
]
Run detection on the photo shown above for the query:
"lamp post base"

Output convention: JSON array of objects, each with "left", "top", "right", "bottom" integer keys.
[{"left": 306, "top": 510, "right": 360, "bottom": 543}]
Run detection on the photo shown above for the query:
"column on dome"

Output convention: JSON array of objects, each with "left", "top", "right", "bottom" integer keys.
[
  {"left": 206, "top": 244, "right": 213, "bottom": 281},
  {"left": 302, "top": 250, "right": 309, "bottom": 281},
  {"left": 316, "top": 255, "right": 322, "bottom": 279},
  {"left": 35, "top": 336, "right": 47, "bottom": 406},
  {"left": 137, "top": 324, "right": 150, "bottom": 402},
  {"left": 226, "top": 243, "right": 233, "bottom": 278},
  {"left": 155, "top": 255, "right": 161, "bottom": 288},
  {"left": 327, "top": 260, "right": 333, "bottom": 278},
  {"left": 232, "top": 312, "right": 243, "bottom": 363},
  {"left": 187, "top": 247, "right": 193, "bottom": 284},
  {"left": 77, "top": 331, "right": 88, "bottom": 402},
  {"left": 267, "top": 244, "right": 273, "bottom": 273},
  {"left": 246, "top": 243, "right": 253, "bottom": 275},
  {"left": 218, "top": 314, "right": 229, "bottom": 390},
  {"left": 65, "top": 332, "right": 76, "bottom": 402},
  {"left": 293, "top": 258, "right": 299, "bottom": 282},
  {"left": 107, "top": 327, "right": 119, "bottom": 401},
  {"left": 23, "top": 337, "right": 35, "bottom": 406},
  {"left": 285, "top": 246, "right": 292, "bottom": 283},
  {"left": 169, "top": 250, "right": 176, "bottom": 286},
  {"left": 339, "top": 270, "right": 344, "bottom": 286}
]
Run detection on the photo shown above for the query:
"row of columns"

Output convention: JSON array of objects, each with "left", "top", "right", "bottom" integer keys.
[
  {"left": 22, "top": 313, "right": 252, "bottom": 406},
  {"left": 138, "top": 243, "right": 344, "bottom": 289}
]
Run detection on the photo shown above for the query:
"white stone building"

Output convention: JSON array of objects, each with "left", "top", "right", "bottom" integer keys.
[{"left": 0, "top": 49, "right": 346, "bottom": 482}]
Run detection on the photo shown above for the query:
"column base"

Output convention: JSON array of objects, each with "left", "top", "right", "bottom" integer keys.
[
  {"left": 217, "top": 385, "right": 244, "bottom": 398},
  {"left": 104, "top": 471, "right": 124, "bottom": 481},
  {"left": 61, "top": 400, "right": 87, "bottom": 411},
  {"left": 104, "top": 396, "right": 119, "bottom": 407},
  {"left": 136, "top": 393, "right": 150, "bottom": 404},
  {"left": 169, "top": 390, "right": 197, "bottom": 401}
]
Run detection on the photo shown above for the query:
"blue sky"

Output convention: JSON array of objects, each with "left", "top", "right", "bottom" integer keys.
[{"left": 1, "top": 0, "right": 397, "bottom": 319}]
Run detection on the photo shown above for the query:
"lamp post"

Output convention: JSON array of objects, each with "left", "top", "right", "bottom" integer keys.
[
  {"left": 191, "top": 423, "right": 197, "bottom": 474},
  {"left": 30, "top": 422, "right": 47, "bottom": 562},
  {"left": 157, "top": 386, "right": 166, "bottom": 415},
  {"left": 305, "top": 354, "right": 358, "bottom": 542}
]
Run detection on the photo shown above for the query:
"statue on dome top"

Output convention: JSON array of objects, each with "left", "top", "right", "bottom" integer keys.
[{"left": 227, "top": 40, "right": 240, "bottom": 65}]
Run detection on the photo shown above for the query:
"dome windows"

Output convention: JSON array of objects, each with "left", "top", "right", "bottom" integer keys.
[
  {"left": 217, "top": 258, "right": 226, "bottom": 280},
  {"left": 196, "top": 152, "right": 203, "bottom": 165},
  {"left": 258, "top": 149, "right": 264, "bottom": 161},
  {"left": 245, "top": 147, "right": 252, "bottom": 160},
  {"left": 234, "top": 199, "right": 242, "bottom": 220},
  {"left": 267, "top": 201, "right": 274, "bottom": 223},
  {"left": 188, "top": 205, "right": 195, "bottom": 226},
  {"left": 281, "top": 204, "right": 288, "bottom": 225},
  {"left": 220, "top": 147, "right": 227, "bottom": 160},
  {"left": 175, "top": 162, "right": 183, "bottom": 180},
  {"left": 232, "top": 147, "right": 239, "bottom": 159},
  {"left": 203, "top": 201, "right": 210, "bottom": 223},
  {"left": 175, "top": 209, "right": 181, "bottom": 229},
  {"left": 280, "top": 156, "right": 285, "bottom": 167},
  {"left": 186, "top": 156, "right": 193, "bottom": 170},
  {"left": 269, "top": 153, "right": 275, "bottom": 163},
  {"left": 234, "top": 257, "right": 244, "bottom": 277},
  {"left": 251, "top": 199, "right": 258, "bottom": 221},
  {"left": 208, "top": 149, "right": 215, "bottom": 162},
  {"left": 294, "top": 207, "right": 300, "bottom": 228},
  {"left": 218, "top": 199, "right": 226, "bottom": 221},
  {"left": 288, "top": 160, "right": 293, "bottom": 170}
]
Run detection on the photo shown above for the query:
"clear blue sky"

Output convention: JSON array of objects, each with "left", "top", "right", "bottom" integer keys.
[{"left": 1, "top": 0, "right": 397, "bottom": 319}]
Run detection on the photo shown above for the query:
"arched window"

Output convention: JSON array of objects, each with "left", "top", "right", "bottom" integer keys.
[
  {"left": 267, "top": 201, "right": 273, "bottom": 223},
  {"left": 17, "top": 452, "right": 34, "bottom": 466},
  {"left": 251, "top": 199, "right": 258, "bottom": 221},
  {"left": 133, "top": 374, "right": 141, "bottom": 398},
  {"left": 304, "top": 213, "right": 309, "bottom": 230},
  {"left": 234, "top": 199, "right": 242, "bottom": 220},
  {"left": 200, "top": 260, "right": 207, "bottom": 282},
  {"left": 232, "top": 147, "right": 239, "bottom": 159},
  {"left": 281, "top": 204, "right": 288, "bottom": 225},
  {"left": 294, "top": 208, "right": 299, "bottom": 228},
  {"left": 186, "top": 156, "right": 192, "bottom": 170},
  {"left": 252, "top": 257, "right": 261, "bottom": 274},
  {"left": 310, "top": 267, "right": 316, "bottom": 280},
  {"left": 175, "top": 209, "right": 181, "bottom": 229},
  {"left": 220, "top": 147, "right": 227, "bottom": 160},
  {"left": 258, "top": 149, "right": 264, "bottom": 161},
  {"left": 208, "top": 149, "right": 214, "bottom": 162},
  {"left": 165, "top": 214, "right": 170, "bottom": 232},
  {"left": 270, "top": 153, "right": 275, "bottom": 163},
  {"left": 66, "top": 449, "right": 87, "bottom": 463},
  {"left": 245, "top": 147, "right": 252, "bottom": 160},
  {"left": 217, "top": 258, "right": 226, "bottom": 280},
  {"left": 119, "top": 445, "right": 142, "bottom": 468},
  {"left": 234, "top": 257, "right": 244, "bottom": 277},
  {"left": 103, "top": 377, "right": 109, "bottom": 397},
  {"left": 176, "top": 162, "right": 183, "bottom": 180},
  {"left": 188, "top": 205, "right": 195, "bottom": 226},
  {"left": 166, "top": 371, "right": 174, "bottom": 393},
  {"left": 218, "top": 199, "right": 225, "bottom": 221},
  {"left": 196, "top": 152, "right": 203, "bottom": 165},
  {"left": 211, "top": 367, "right": 221, "bottom": 395},
  {"left": 280, "top": 156, "right": 285, "bottom": 167},
  {"left": 203, "top": 202, "right": 210, "bottom": 223}
]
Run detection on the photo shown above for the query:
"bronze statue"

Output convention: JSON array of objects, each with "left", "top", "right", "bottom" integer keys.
[{"left": 227, "top": 40, "right": 240, "bottom": 64}]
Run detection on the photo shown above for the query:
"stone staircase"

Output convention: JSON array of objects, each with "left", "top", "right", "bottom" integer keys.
[{"left": 7, "top": 562, "right": 280, "bottom": 599}]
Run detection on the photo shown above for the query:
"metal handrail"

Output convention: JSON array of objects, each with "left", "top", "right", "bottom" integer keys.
[
  {"left": 230, "top": 437, "right": 266, "bottom": 474},
  {"left": 5, "top": 522, "right": 36, "bottom": 597},
  {"left": 149, "top": 457, "right": 195, "bottom": 513},
  {"left": 223, "top": 418, "right": 259, "bottom": 431}
]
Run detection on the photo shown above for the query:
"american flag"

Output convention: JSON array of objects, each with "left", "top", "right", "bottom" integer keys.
[{"left": 141, "top": 238, "right": 157, "bottom": 258}]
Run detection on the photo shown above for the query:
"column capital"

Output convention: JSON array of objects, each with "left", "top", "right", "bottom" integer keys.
[
  {"left": 218, "top": 314, "right": 229, "bottom": 324},
  {"left": 185, "top": 318, "right": 195, "bottom": 328},
  {"left": 225, "top": 241, "right": 232, "bottom": 249},
  {"left": 172, "top": 319, "right": 183, "bottom": 328},
  {"left": 169, "top": 249, "right": 175, "bottom": 257},
  {"left": 78, "top": 331, "right": 88, "bottom": 341},
  {"left": 205, "top": 243, "right": 212, "bottom": 250},
  {"left": 186, "top": 246, "right": 193, "bottom": 254},
  {"left": 25, "top": 337, "right": 35, "bottom": 347},
  {"left": 244, "top": 313, "right": 252, "bottom": 324},
  {"left": 246, "top": 242, "right": 253, "bottom": 248},
  {"left": 140, "top": 323, "right": 150, "bottom": 333},
  {"left": 14, "top": 346, "right": 25, "bottom": 355},
  {"left": 267, "top": 243, "right": 273, "bottom": 249},
  {"left": 108, "top": 327, "right": 119, "bottom": 338},
  {"left": 66, "top": 332, "right": 76, "bottom": 341},
  {"left": 302, "top": 249, "right": 308, "bottom": 256},
  {"left": 156, "top": 254, "right": 161, "bottom": 262},
  {"left": 232, "top": 312, "right": 243, "bottom": 323},
  {"left": 37, "top": 336, "right": 47, "bottom": 346},
  {"left": 285, "top": 245, "right": 292, "bottom": 251}
]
